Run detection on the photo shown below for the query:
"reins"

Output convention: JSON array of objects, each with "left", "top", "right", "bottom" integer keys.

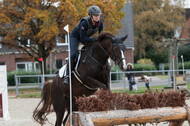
[{"left": 83, "top": 41, "right": 108, "bottom": 69}]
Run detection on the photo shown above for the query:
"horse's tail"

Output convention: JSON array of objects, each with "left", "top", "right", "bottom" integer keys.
[{"left": 33, "top": 81, "right": 52, "bottom": 125}]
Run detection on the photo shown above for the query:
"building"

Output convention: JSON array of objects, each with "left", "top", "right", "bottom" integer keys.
[
  {"left": 181, "top": 8, "right": 190, "bottom": 39},
  {"left": 0, "top": 3, "right": 135, "bottom": 72},
  {"left": 117, "top": 3, "right": 134, "bottom": 64}
]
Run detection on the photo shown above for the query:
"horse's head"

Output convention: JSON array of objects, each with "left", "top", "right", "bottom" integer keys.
[
  {"left": 97, "top": 32, "right": 128, "bottom": 71},
  {"left": 109, "top": 35, "right": 128, "bottom": 71}
]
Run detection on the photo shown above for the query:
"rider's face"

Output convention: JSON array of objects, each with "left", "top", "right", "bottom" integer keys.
[{"left": 92, "top": 15, "right": 100, "bottom": 22}]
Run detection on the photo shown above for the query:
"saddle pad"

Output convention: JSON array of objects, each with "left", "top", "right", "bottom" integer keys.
[
  {"left": 59, "top": 64, "right": 67, "bottom": 78},
  {"left": 58, "top": 51, "right": 81, "bottom": 78}
]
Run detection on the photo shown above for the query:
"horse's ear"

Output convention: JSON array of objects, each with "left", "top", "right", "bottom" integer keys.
[
  {"left": 110, "top": 37, "right": 116, "bottom": 43},
  {"left": 121, "top": 35, "right": 128, "bottom": 41}
]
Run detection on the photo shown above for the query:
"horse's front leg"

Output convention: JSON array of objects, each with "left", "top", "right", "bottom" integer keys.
[{"left": 85, "top": 77, "right": 108, "bottom": 90}]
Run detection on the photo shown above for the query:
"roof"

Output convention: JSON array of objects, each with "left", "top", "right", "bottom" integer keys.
[
  {"left": 180, "top": 8, "right": 190, "bottom": 38},
  {"left": 116, "top": 3, "right": 134, "bottom": 49},
  {"left": 185, "top": 8, "right": 190, "bottom": 20},
  {"left": 0, "top": 43, "right": 68, "bottom": 55}
]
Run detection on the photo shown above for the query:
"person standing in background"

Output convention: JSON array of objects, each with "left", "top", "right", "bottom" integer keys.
[
  {"left": 125, "top": 63, "right": 134, "bottom": 91},
  {"left": 141, "top": 75, "right": 150, "bottom": 90}
]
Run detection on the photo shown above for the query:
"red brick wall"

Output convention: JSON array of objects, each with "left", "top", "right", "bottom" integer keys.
[
  {"left": 125, "top": 49, "right": 134, "bottom": 63},
  {"left": 181, "top": 18, "right": 190, "bottom": 38},
  {"left": 55, "top": 52, "right": 68, "bottom": 64},
  {"left": 0, "top": 49, "right": 134, "bottom": 71},
  {"left": 46, "top": 52, "right": 68, "bottom": 69},
  {"left": 0, "top": 54, "right": 26, "bottom": 71}
]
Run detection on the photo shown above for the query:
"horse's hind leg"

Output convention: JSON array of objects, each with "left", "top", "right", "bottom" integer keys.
[
  {"left": 55, "top": 108, "right": 65, "bottom": 126},
  {"left": 63, "top": 110, "right": 70, "bottom": 126},
  {"left": 53, "top": 101, "right": 66, "bottom": 126}
]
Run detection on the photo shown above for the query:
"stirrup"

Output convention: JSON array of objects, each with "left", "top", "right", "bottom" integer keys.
[{"left": 62, "top": 75, "right": 69, "bottom": 84}]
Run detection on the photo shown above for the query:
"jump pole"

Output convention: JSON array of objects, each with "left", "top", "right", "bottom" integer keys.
[
  {"left": 173, "top": 55, "right": 176, "bottom": 91},
  {"left": 64, "top": 24, "right": 73, "bottom": 126},
  {"left": 0, "top": 65, "right": 10, "bottom": 120}
]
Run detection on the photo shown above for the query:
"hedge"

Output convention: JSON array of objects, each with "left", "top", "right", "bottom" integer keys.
[
  {"left": 164, "top": 61, "right": 190, "bottom": 70},
  {"left": 133, "top": 64, "right": 157, "bottom": 71},
  {"left": 7, "top": 70, "right": 41, "bottom": 86}
]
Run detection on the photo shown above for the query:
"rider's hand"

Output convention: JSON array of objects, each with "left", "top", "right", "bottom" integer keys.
[{"left": 92, "top": 37, "right": 98, "bottom": 42}]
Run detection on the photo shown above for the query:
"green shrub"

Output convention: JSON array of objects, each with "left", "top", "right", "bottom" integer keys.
[
  {"left": 7, "top": 71, "right": 17, "bottom": 86},
  {"left": 137, "top": 59, "right": 154, "bottom": 65},
  {"left": 7, "top": 70, "right": 41, "bottom": 86},
  {"left": 111, "top": 65, "right": 122, "bottom": 80},
  {"left": 164, "top": 61, "right": 190, "bottom": 70},
  {"left": 133, "top": 64, "right": 157, "bottom": 71}
]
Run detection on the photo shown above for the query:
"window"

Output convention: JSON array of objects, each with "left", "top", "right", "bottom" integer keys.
[
  {"left": 16, "top": 62, "right": 38, "bottom": 71},
  {"left": 34, "top": 62, "right": 39, "bottom": 71},
  {"left": 0, "top": 62, "right": 5, "bottom": 65},
  {"left": 56, "top": 35, "right": 68, "bottom": 46},
  {"left": 56, "top": 59, "right": 62, "bottom": 69},
  {"left": 16, "top": 63, "right": 26, "bottom": 70},
  {"left": 18, "top": 37, "right": 30, "bottom": 47}
]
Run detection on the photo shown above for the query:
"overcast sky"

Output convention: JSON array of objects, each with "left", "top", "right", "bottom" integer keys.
[{"left": 185, "top": 0, "right": 190, "bottom": 8}]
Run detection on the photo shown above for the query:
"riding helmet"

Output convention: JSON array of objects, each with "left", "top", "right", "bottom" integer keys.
[{"left": 88, "top": 6, "right": 101, "bottom": 16}]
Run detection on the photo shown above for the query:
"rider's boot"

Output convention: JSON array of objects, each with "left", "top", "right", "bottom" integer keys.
[{"left": 62, "top": 59, "right": 74, "bottom": 84}]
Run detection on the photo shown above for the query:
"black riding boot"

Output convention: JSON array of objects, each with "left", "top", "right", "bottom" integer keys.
[{"left": 62, "top": 59, "right": 75, "bottom": 84}]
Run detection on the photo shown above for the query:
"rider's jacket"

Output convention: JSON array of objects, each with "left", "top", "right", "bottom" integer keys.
[{"left": 70, "top": 17, "right": 103, "bottom": 44}]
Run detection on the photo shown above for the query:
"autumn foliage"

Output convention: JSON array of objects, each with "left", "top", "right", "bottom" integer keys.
[
  {"left": 0, "top": 0, "right": 125, "bottom": 73},
  {"left": 126, "top": 0, "right": 186, "bottom": 60}
]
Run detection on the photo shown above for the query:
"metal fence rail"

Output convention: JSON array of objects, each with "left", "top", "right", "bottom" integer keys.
[
  {"left": 13, "top": 69, "right": 190, "bottom": 95},
  {"left": 110, "top": 69, "right": 190, "bottom": 92},
  {"left": 14, "top": 74, "right": 56, "bottom": 96}
]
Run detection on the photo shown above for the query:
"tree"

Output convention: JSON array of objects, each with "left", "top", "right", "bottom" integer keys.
[
  {"left": 126, "top": 0, "right": 185, "bottom": 64},
  {"left": 178, "top": 44, "right": 190, "bottom": 62},
  {"left": 0, "top": 0, "right": 125, "bottom": 73}
]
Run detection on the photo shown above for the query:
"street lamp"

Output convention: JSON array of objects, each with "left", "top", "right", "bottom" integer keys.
[{"left": 181, "top": 55, "right": 185, "bottom": 78}]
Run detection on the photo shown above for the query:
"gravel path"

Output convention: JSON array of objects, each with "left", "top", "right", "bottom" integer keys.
[
  {"left": 0, "top": 98, "right": 190, "bottom": 126},
  {"left": 0, "top": 98, "right": 56, "bottom": 126}
]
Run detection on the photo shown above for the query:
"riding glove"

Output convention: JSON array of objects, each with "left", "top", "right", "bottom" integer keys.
[{"left": 92, "top": 37, "right": 98, "bottom": 42}]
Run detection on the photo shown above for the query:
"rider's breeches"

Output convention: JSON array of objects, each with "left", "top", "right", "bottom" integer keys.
[{"left": 70, "top": 37, "right": 80, "bottom": 60}]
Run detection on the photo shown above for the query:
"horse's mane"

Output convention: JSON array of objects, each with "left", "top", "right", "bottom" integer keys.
[
  {"left": 84, "top": 32, "right": 114, "bottom": 47},
  {"left": 97, "top": 32, "right": 114, "bottom": 42}
]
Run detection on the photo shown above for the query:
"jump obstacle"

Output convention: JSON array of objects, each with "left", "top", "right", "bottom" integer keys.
[
  {"left": 64, "top": 89, "right": 189, "bottom": 126},
  {"left": 65, "top": 106, "right": 190, "bottom": 126}
]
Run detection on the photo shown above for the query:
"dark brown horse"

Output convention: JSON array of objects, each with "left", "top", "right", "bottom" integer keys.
[{"left": 33, "top": 32, "right": 128, "bottom": 126}]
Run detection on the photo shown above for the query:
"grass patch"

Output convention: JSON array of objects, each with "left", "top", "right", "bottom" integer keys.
[
  {"left": 156, "top": 75, "right": 168, "bottom": 79},
  {"left": 8, "top": 88, "right": 41, "bottom": 98},
  {"left": 16, "top": 92, "right": 41, "bottom": 98},
  {"left": 112, "top": 85, "right": 167, "bottom": 95}
]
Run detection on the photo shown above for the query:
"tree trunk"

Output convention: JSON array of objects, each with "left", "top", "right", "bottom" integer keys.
[{"left": 66, "top": 107, "right": 190, "bottom": 126}]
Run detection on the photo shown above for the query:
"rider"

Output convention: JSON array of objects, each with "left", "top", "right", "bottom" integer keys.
[{"left": 63, "top": 5, "right": 104, "bottom": 84}]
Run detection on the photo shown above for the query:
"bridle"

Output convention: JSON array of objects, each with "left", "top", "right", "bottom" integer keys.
[
  {"left": 83, "top": 39, "right": 125, "bottom": 68},
  {"left": 97, "top": 42, "right": 125, "bottom": 65}
]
